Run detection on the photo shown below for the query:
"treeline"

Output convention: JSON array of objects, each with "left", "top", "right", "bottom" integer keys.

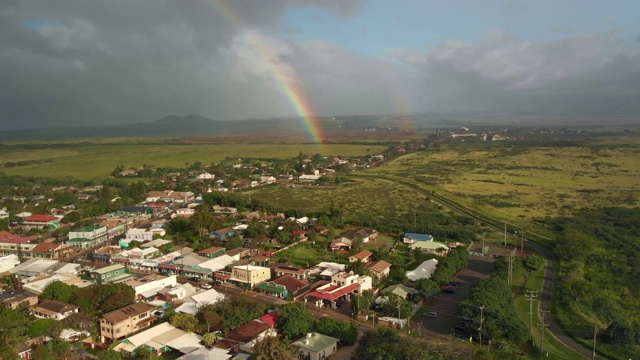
[{"left": 544, "top": 207, "right": 640, "bottom": 349}]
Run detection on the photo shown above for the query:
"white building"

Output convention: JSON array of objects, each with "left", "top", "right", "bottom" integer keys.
[
  {"left": 195, "top": 172, "right": 215, "bottom": 180},
  {"left": 0, "top": 254, "right": 19, "bottom": 273},
  {"left": 125, "top": 228, "right": 154, "bottom": 242}
]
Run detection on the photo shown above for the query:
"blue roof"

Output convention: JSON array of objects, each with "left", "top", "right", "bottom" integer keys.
[{"left": 403, "top": 233, "right": 433, "bottom": 241}]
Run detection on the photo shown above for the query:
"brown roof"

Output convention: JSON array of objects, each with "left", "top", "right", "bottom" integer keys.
[
  {"left": 34, "top": 300, "right": 79, "bottom": 314},
  {"left": 275, "top": 265, "right": 308, "bottom": 276},
  {"left": 197, "top": 246, "right": 225, "bottom": 255},
  {"left": 250, "top": 255, "right": 269, "bottom": 262},
  {"left": 351, "top": 250, "right": 373, "bottom": 261},
  {"left": 32, "top": 242, "right": 67, "bottom": 253},
  {"left": 271, "top": 275, "right": 309, "bottom": 293},
  {"left": 225, "top": 247, "right": 249, "bottom": 257},
  {"left": 226, "top": 320, "right": 271, "bottom": 343},
  {"left": 366, "top": 260, "right": 392, "bottom": 273},
  {"left": 100, "top": 302, "right": 154, "bottom": 324}
]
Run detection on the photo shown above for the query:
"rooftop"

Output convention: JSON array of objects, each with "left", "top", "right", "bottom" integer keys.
[
  {"left": 226, "top": 320, "right": 271, "bottom": 343},
  {"left": 292, "top": 333, "right": 339, "bottom": 352},
  {"left": 101, "top": 302, "right": 154, "bottom": 324},
  {"left": 403, "top": 233, "right": 434, "bottom": 241},
  {"left": 92, "top": 264, "right": 126, "bottom": 274}
]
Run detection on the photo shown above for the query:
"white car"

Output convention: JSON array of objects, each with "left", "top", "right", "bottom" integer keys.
[{"left": 200, "top": 283, "right": 213, "bottom": 290}]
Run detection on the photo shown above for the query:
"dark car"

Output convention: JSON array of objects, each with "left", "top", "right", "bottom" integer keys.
[
  {"left": 448, "top": 281, "right": 460, "bottom": 287},
  {"left": 443, "top": 288, "right": 456, "bottom": 295},
  {"left": 188, "top": 277, "right": 201, "bottom": 282}
]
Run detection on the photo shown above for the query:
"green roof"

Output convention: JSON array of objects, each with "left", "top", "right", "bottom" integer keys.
[
  {"left": 293, "top": 333, "right": 339, "bottom": 352},
  {"left": 382, "top": 284, "right": 418, "bottom": 298},
  {"left": 257, "top": 283, "right": 286, "bottom": 293}
]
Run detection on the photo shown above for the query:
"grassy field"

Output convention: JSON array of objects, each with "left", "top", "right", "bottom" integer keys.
[
  {"left": 366, "top": 142, "right": 640, "bottom": 225},
  {"left": 0, "top": 142, "right": 387, "bottom": 180}
]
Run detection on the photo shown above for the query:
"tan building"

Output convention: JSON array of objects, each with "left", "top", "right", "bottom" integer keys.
[
  {"left": 366, "top": 260, "right": 392, "bottom": 279},
  {"left": 230, "top": 265, "right": 271, "bottom": 288},
  {"left": 99, "top": 302, "right": 155, "bottom": 342},
  {"left": 0, "top": 290, "right": 39, "bottom": 309},
  {"left": 30, "top": 300, "right": 79, "bottom": 320}
]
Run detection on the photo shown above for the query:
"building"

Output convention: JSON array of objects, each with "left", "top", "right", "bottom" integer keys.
[
  {"left": 365, "top": 260, "right": 392, "bottom": 279},
  {"left": 118, "top": 275, "right": 177, "bottom": 300},
  {"left": 229, "top": 265, "right": 271, "bottom": 288},
  {"left": 257, "top": 275, "right": 309, "bottom": 298},
  {"left": 124, "top": 228, "right": 154, "bottom": 243},
  {"left": 348, "top": 250, "right": 373, "bottom": 263},
  {"left": 345, "top": 228, "right": 379, "bottom": 243},
  {"left": 66, "top": 226, "right": 108, "bottom": 249},
  {"left": 408, "top": 241, "right": 449, "bottom": 255},
  {"left": 299, "top": 174, "right": 321, "bottom": 182},
  {"left": 226, "top": 320, "right": 277, "bottom": 354},
  {"left": 305, "top": 272, "right": 372, "bottom": 309},
  {"left": 196, "top": 246, "right": 226, "bottom": 259},
  {"left": 98, "top": 219, "right": 127, "bottom": 239},
  {"left": 292, "top": 333, "right": 339, "bottom": 360},
  {"left": 274, "top": 265, "right": 309, "bottom": 280},
  {"left": 175, "top": 288, "right": 225, "bottom": 315},
  {"left": 90, "top": 264, "right": 132, "bottom": 284},
  {"left": 329, "top": 237, "right": 352, "bottom": 251},
  {"left": 0, "top": 290, "right": 39, "bottom": 309},
  {"left": 209, "top": 228, "right": 236, "bottom": 241},
  {"left": 0, "top": 231, "right": 39, "bottom": 257},
  {"left": 113, "top": 322, "right": 202, "bottom": 356},
  {"left": 405, "top": 259, "right": 439, "bottom": 281},
  {"left": 0, "top": 254, "right": 20, "bottom": 272},
  {"left": 99, "top": 302, "right": 156, "bottom": 342},
  {"left": 0, "top": 207, "right": 9, "bottom": 219},
  {"left": 402, "top": 233, "right": 434, "bottom": 244},
  {"left": 145, "top": 190, "right": 194, "bottom": 204},
  {"left": 30, "top": 300, "right": 79, "bottom": 320},
  {"left": 23, "top": 215, "right": 61, "bottom": 230},
  {"left": 31, "top": 243, "right": 75, "bottom": 259},
  {"left": 21, "top": 273, "right": 85, "bottom": 294}
]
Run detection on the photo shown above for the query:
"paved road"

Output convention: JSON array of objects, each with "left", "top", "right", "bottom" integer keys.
[{"left": 354, "top": 175, "right": 593, "bottom": 359}]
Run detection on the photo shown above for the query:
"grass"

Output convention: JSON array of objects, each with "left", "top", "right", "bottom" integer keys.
[
  {"left": 0, "top": 142, "right": 387, "bottom": 180},
  {"left": 270, "top": 239, "right": 347, "bottom": 268}
]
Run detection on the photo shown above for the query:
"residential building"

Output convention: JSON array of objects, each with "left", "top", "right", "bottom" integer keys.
[
  {"left": 30, "top": 300, "right": 79, "bottom": 320},
  {"left": 229, "top": 265, "right": 271, "bottom": 288},
  {"left": 345, "top": 228, "right": 378, "bottom": 243},
  {"left": 366, "top": 260, "right": 392, "bottom": 279},
  {"left": 17, "top": 343, "right": 32, "bottom": 360},
  {"left": 21, "top": 273, "right": 84, "bottom": 294},
  {"left": 299, "top": 174, "right": 321, "bottom": 182},
  {"left": 196, "top": 246, "right": 226, "bottom": 259},
  {"left": 408, "top": 241, "right": 449, "bottom": 255},
  {"left": 212, "top": 205, "right": 237, "bottom": 213},
  {"left": 99, "top": 302, "right": 155, "bottom": 342},
  {"left": 23, "top": 215, "right": 61, "bottom": 230},
  {"left": 348, "top": 250, "right": 373, "bottom": 263},
  {"left": 0, "top": 254, "right": 20, "bottom": 272},
  {"left": 226, "top": 320, "right": 277, "bottom": 353},
  {"left": 209, "top": 228, "right": 236, "bottom": 241},
  {"left": 257, "top": 275, "right": 309, "bottom": 298},
  {"left": 0, "top": 290, "right": 39, "bottom": 309},
  {"left": 305, "top": 272, "right": 372, "bottom": 309},
  {"left": 98, "top": 219, "right": 127, "bottom": 239},
  {"left": 118, "top": 275, "right": 177, "bottom": 300},
  {"left": 309, "top": 262, "right": 346, "bottom": 278},
  {"left": 402, "top": 233, "right": 434, "bottom": 244},
  {"left": 405, "top": 259, "right": 439, "bottom": 281},
  {"left": 274, "top": 265, "right": 309, "bottom": 280},
  {"left": 31, "top": 242, "right": 75, "bottom": 259},
  {"left": 90, "top": 264, "right": 132, "bottom": 284},
  {"left": 0, "top": 231, "right": 39, "bottom": 257},
  {"left": 113, "top": 322, "right": 202, "bottom": 356},
  {"left": 292, "top": 333, "right": 339, "bottom": 360},
  {"left": 124, "top": 228, "right": 154, "bottom": 243},
  {"left": 329, "top": 237, "right": 352, "bottom": 251},
  {"left": 175, "top": 288, "right": 225, "bottom": 315},
  {"left": 92, "top": 246, "right": 122, "bottom": 264},
  {"left": 145, "top": 190, "right": 194, "bottom": 204},
  {"left": 0, "top": 207, "right": 9, "bottom": 219},
  {"left": 382, "top": 284, "right": 419, "bottom": 300},
  {"left": 66, "top": 226, "right": 108, "bottom": 249}
]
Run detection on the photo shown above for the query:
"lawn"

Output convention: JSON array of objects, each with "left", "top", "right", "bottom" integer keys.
[{"left": 0, "top": 142, "right": 387, "bottom": 180}]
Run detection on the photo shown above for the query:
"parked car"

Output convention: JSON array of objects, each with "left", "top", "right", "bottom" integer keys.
[
  {"left": 443, "top": 288, "right": 456, "bottom": 295},
  {"left": 200, "top": 283, "right": 212, "bottom": 290},
  {"left": 152, "top": 310, "right": 165, "bottom": 317},
  {"left": 448, "top": 281, "right": 460, "bottom": 287},
  {"left": 188, "top": 277, "right": 201, "bottom": 282},
  {"left": 424, "top": 311, "right": 438, "bottom": 318}
]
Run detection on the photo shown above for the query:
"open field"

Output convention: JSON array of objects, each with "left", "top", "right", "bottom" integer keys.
[
  {"left": 0, "top": 142, "right": 387, "bottom": 180},
  {"left": 365, "top": 142, "right": 640, "bottom": 224}
]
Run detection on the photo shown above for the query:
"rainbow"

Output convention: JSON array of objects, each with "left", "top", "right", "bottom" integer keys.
[{"left": 214, "top": 0, "right": 325, "bottom": 144}]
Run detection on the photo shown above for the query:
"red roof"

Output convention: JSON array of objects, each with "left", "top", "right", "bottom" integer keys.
[
  {"left": 25, "top": 214, "right": 59, "bottom": 222},
  {"left": 32, "top": 242, "right": 65, "bottom": 253},
  {"left": 306, "top": 283, "right": 360, "bottom": 301},
  {"left": 146, "top": 203, "right": 166, "bottom": 208},
  {"left": 261, "top": 312, "right": 279, "bottom": 327},
  {"left": 0, "top": 231, "right": 38, "bottom": 244},
  {"left": 214, "top": 273, "right": 231, "bottom": 279},
  {"left": 272, "top": 275, "right": 309, "bottom": 293}
]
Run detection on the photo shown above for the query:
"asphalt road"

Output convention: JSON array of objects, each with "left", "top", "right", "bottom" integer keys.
[{"left": 355, "top": 175, "right": 594, "bottom": 359}]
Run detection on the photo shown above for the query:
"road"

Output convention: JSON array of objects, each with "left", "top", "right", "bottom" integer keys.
[{"left": 353, "top": 175, "right": 593, "bottom": 359}]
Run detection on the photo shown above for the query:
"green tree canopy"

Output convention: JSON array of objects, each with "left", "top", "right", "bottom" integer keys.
[
  {"left": 170, "top": 313, "right": 198, "bottom": 332},
  {"left": 252, "top": 336, "right": 297, "bottom": 360},
  {"left": 277, "top": 302, "right": 315, "bottom": 339},
  {"left": 39, "top": 281, "right": 79, "bottom": 303}
]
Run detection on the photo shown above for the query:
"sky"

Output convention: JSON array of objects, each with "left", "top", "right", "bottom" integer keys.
[{"left": 1, "top": 0, "right": 640, "bottom": 130}]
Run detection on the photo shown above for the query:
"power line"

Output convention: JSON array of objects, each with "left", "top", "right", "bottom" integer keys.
[
  {"left": 478, "top": 305, "right": 485, "bottom": 346},
  {"left": 592, "top": 323, "right": 598, "bottom": 360},
  {"left": 525, "top": 290, "right": 538, "bottom": 338},
  {"left": 538, "top": 309, "right": 550, "bottom": 354}
]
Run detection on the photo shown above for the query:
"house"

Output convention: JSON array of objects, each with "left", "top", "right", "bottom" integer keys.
[
  {"left": 155, "top": 283, "right": 198, "bottom": 302},
  {"left": 408, "top": 241, "right": 449, "bottom": 255},
  {"left": 177, "top": 347, "right": 232, "bottom": 360},
  {"left": 99, "top": 302, "right": 155, "bottom": 342},
  {"left": 381, "top": 284, "right": 419, "bottom": 300},
  {"left": 305, "top": 271, "right": 372, "bottom": 309},
  {"left": 195, "top": 172, "right": 215, "bottom": 180},
  {"left": 274, "top": 265, "right": 309, "bottom": 280},
  {"left": 225, "top": 320, "right": 277, "bottom": 353},
  {"left": 0, "top": 231, "right": 39, "bottom": 257},
  {"left": 309, "top": 262, "right": 346, "bottom": 278},
  {"left": 292, "top": 332, "right": 339, "bottom": 360},
  {"left": 59, "top": 328, "right": 90, "bottom": 342},
  {"left": 345, "top": 228, "right": 379, "bottom": 243},
  {"left": 299, "top": 174, "right": 321, "bottom": 182},
  {"left": 403, "top": 233, "right": 434, "bottom": 244},
  {"left": 119, "top": 275, "right": 177, "bottom": 300},
  {"left": 92, "top": 246, "right": 122, "bottom": 264},
  {"left": 124, "top": 228, "right": 154, "bottom": 243},
  {"left": 67, "top": 226, "right": 108, "bottom": 249},
  {"left": 23, "top": 214, "right": 61, "bottom": 230},
  {"left": 212, "top": 205, "right": 238, "bottom": 213},
  {"left": 259, "top": 176, "right": 276, "bottom": 184},
  {"left": 175, "top": 288, "right": 225, "bottom": 315},
  {"left": 98, "top": 219, "right": 127, "bottom": 239},
  {"left": 257, "top": 275, "right": 309, "bottom": 298},
  {"left": 209, "top": 228, "right": 236, "bottom": 241},
  {"left": 0, "top": 290, "right": 39, "bottom": 309},
  {"left": 329, "top": 237, "right": 352, "bottom": 251},
  {"left": 405, "top": 259, "right": 439, "bottom": 281},
  {"left": 229, "top": 265, "right": 271, "bottom": 288},
  {"left": 0, "top": 254, "right": 20, "bottom": 273},
  {"left": 0, "top": 207, "right": 9, "bottom": 219},
  {"left": 141, "top": 239, "right": 173, "bottom": 250},
  {"left": 30, "top": 300, "right": 79, "bottom": 320},
  {"left": 196, "top": 246, "right": 226, "bottom": 259},
  {"left": 17, "top": 342, "right": 32, "bottom": 360},
  {"left": 21, "top": 273, "right": 84, "bottom": 295},
  {"left": 365, "top": 260, "right": 392, "bottom": 279},
  {"left": 145, "top": 190, "right": 195, "bottom": 204},
  {"left": 113, "top": 322, "right": 202, "bottom": 356},
  {"left": 173, "top": 208, "right": 195, "bottom": 219},
  {"left": 31, "top": 243, "right": 75, "bottom": 259},
  {"left": 90, "top": 264, "right": 132, "bottom": 284},
  {"left": 348, "top": 250, "right": 373, "bottom": 263}
]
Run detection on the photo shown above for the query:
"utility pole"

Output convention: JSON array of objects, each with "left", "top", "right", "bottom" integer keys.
[
  {"left": 507, "top": 250, "right": 516, "bottom": 286},
  {"left": 592, "top": 323, "right": 598, "bottom": 360},
  {"left": 504, "top": 223, "right": 507, "bottom": 246},
  {"left": 525, "top": 290, "right": 539, "bottom": 337},
  {"left": 521, "top": 226, "right": 525, "bottom": 256},
  {"left": 478, "top": 305, "right": 485, "bottom": 346},
  {"left": 538, "top": 310, "right": 550, "bottom": 354}
]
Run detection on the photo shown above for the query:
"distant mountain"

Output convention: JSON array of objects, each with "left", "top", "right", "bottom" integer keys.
[{"left": 154, "top": 114, "right": 215, "bottom": 125}]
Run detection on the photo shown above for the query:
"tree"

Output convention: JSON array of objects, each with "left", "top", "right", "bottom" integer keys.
[
  {"left": 277, "top": 302, "right": 315, "bottom": 339},
  {"left": 190, "top": 208, "right": 216, "bottom": 238},
  {"left": 39, "top": 281, "right": 78, "bottom": 303},
  {"left": 201, "top": 311, "right": 223, "bottom": 333},
  {"left": 202, "top": 333, "right": 218, "bottom": 347},
  {"left": 170, "top": 313, "right": 198, "bottom": 332},
  {"left": 252, "top": 336, "right": 297, "bottom": 360},
  {"left": 416, "top": 278, "right": 441, "bottom": 298},
  {"left": 98, "top": 349, "right": 122, "bottom": 360},
  {"left": 226, "top": 234, "right": 243, "bottom": 250},
  {"left": 28, "top": 319, "right": 58, "bottom": 338},
  {"left": 315, "top": 317, "right": 358, "bottom": 345}
]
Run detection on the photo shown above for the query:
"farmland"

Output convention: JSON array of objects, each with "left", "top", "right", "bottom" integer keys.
[{"left": 0, "top": 140, "right": 387, "bottom": 180}]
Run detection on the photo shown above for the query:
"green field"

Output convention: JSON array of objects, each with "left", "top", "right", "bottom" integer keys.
[
  {"left": 0, "top": 142, "right": 387, "bottom": 180},
  {"left": 365, "top": 142, "right": 640, "bottom": 224}
]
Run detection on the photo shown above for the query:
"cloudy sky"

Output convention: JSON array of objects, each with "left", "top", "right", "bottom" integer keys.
[{"left": 1, "top": 0, "right": 639, "bottom": 130}]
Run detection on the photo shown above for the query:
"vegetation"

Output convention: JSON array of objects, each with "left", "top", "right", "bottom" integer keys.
[
  {"left": 314, "top": 317, "right": 358, "bottom": 346},
  {"left": 277, "top": 302, "right": 316, "bottom": 339},
  {"left": 197, "top": 296, "right": 271, "bottom": 333},
  {"left": 252, "top": 336, "right": 297, "bottom": 360}
]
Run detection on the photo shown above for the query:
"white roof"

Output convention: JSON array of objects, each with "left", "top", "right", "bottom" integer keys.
[
  {"left": 190, "top": 288, "right": 225, "bottom": 306},
  {"left": 232, "top": 265, "right": 269, "bottom": 271},
  {"left": 126, "top": 228, "right": 149, "bottom": 235},
  {"left": 296, "top": 217, "right": 309, "bottom": 224},
  {"left": 175, "top": 302, "right": 199, "bottom": 315},
  {"left": 405, "top": 259, "right": 439, "bottom": 281},
  {"left": 10, "top": 259, "right": 59, "bottom": 274},
  {"left": 233, "top": 224, "right": 248, "bottom": 231},
  {"left": 142, "top": 239, "right": 172, "bottom": 248},
  {"left": 178, "top": 347, "right": 232, "bottom": 360},
  {"left": 180, "top": 253, "right": 209, "bottom": 267},
  {"left": 22, "top": 273, "right": 78, "bottom": 294},
  {"left": 54, "top": 263, "right": 81, "bottom": 275},
  {"left": 123, "top": 322, "right": 203, "bottom": 351},
  {"left": 199, "top": 255, "right": 235, "bottom": 272}
]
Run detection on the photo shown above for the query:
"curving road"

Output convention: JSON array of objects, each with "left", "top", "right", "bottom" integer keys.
[{"left": 355, "top": 175, "right": 594, "bottom": 359}]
